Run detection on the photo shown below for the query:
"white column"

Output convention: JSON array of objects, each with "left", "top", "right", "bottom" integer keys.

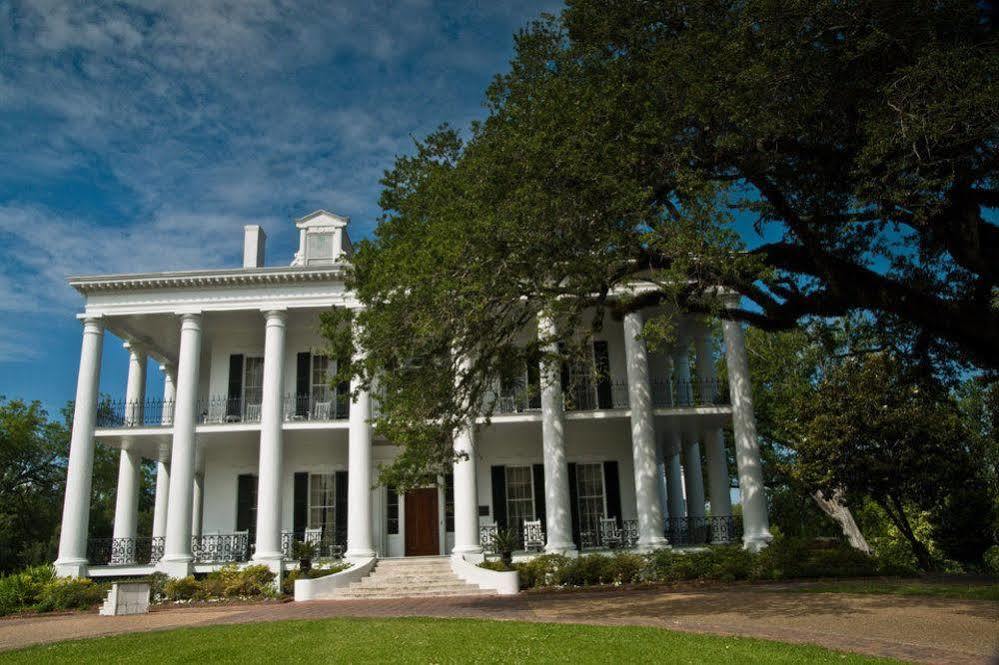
[
  {"left": 152, "top": 453, "right": 170, "bottom": 540},
  {"left": 693, "top": 326, "right": 733, "bottom": 520},
  {"left": 160, "top": 363, "right": 176, "bottom": 426},
  {"left": 123, "top": 342, "right": 147, "bottom": 426},
  {"left": 111, "top": 449, "right": 141, "bottom": 557},
  {"left": 539, "top": 313, "right": 575, "bottom": 554},
  {"left": 665, "top": 431, "right": 685, "bottom": 520},
  {"left": 623, "top": 311, "right": 667, "bottom": 550},
  {"left": 452, "top": 357, "right": 482, "bottom": 556},
  {"left": 160, "top": 313, "right": 202, "bottom": 577},
  {"left": 254, "top": 309, "right": 287, "bottom": 567},
  {"left": 55, "top": 316, "right": 104, "bottom": 577},
  {"left": 673, "top": 336, "right": 706, "bottom": 518},
  {"left": 191, "top": 472, "right": 204, "bottom": 538},
  {"left": 703, "top": 428, "right": 733, "bottom": 517},
  {"left": 345, "top": 324, "right": 375, "bottom": 558},
  {"left": 681, "top": 436, "right": 706, "bottom": 518},
  {"left": 152, "top": 367, "right": 174, "bottom": 540},
  {"left": 654, "top": 434, "right": 669, "bottom": 520},
  {"left": 722, "top": 317, "right": 773, "bottom": 551},
  {"left": 113, "top": 343, "right": 147, "bottom": 555}
]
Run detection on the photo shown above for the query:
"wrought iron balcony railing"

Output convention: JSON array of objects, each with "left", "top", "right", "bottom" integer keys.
[
  {"left": 666, "top": 515, "right": 742, "bottom": 546},
  {"left": 95, "top": 399, "right": 175, "bottom": 428},
  {"left": 489, "top": 378, "right": 728, "bottom": 416},
  {"left": 87, "top": 536, "right": 165, "bottom": 565},
  {"left": 279, "top": 528, "right": 346, "bottom": 560}
]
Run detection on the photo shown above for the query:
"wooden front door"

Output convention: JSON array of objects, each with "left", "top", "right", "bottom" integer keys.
[{"left": 404, "top": 488, "right": 439, "bottom": 556}]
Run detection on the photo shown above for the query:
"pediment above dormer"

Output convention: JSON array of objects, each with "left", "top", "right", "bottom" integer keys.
[{"left": 291, "top": 209, "right": 353, "bottom": 266}]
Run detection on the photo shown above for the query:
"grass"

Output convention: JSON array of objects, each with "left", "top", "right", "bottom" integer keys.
[
  {"left": 793, "top": 579, "right": 999, "bottom": 601},
  {"left": 0, "top": 617, "right": 901, "bottom": 664}
]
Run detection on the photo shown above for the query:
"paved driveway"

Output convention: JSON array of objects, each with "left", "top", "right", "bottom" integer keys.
[{"left": 0, "top": 584, "right": 995, "bottom": 664}]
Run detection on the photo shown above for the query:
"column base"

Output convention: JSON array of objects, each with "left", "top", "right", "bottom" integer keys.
[
  {"left": 54, "top": 559, "right": 88, "bottom": 578},
  {"left": 451, "top": 547, "right": 484, "bottom": 563},
  {"left": 742, "top": 532, "right": 774, "bottom": 553},
  {"left": 157, "top": 558, "right": 192, "bottom": 579},
  {"left": 544, "top": 542, "right": 578, "bottom": 557},
  {"left": 637, "top": 536, "right": 669, "bottom": 552},
  {"left": 344, "top": 548, "right": 376, "bottom": 559}
]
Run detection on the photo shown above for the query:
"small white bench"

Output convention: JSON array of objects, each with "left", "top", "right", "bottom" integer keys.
[{"left": 100, "top": 582, "right": 150, "bottom": 616}]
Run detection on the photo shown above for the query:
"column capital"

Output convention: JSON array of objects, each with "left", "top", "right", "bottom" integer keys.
[
  {"left": 159, "top": 361, "right": 176, "bottom": 376},
  {"left": 261, "top": 308, "right": 287, "bottom": 324},
  {"left": 77, "top": 314, "right": 104, "bottom": 334},
  {"left": 123, "top": 340, "right": 148, "bottom": 356}
]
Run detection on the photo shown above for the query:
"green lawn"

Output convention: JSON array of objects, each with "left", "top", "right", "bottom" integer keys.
[
  {"left": 793, "top": 579, "right": 999, "bottom": 601},
  {"left": 0, "top": 617, "right": 900, "bottom": 664}
]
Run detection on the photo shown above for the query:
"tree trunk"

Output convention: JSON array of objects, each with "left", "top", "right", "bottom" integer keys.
[{"left": 812, "top": 488, "right": 871, "bottom": 554}]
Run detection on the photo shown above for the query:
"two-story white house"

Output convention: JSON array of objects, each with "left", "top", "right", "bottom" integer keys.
[{"left": 53, "top": 211, "right": 771, "bottom": 586}]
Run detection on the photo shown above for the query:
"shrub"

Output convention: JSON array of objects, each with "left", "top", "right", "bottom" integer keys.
[
  {"left": 143, "top": 572, "right": 170, "bottom": 602},
  {"left": 163, "top": 576, "right": 200, "bottom": 601},
  {"left": 515, "top": 554, "right": 571, "bottom": 588},
  {"left": 281, "top": 562, "right": 350, "bottom": 595},
  {"left": 752, "top": 537, "right": 881, "bottom": 579},
  {"left": 561, "top": 554, "right": 615, "bottom": 586},
  {"left": 983, "top": 545, "right": 999, "bottom": 577},
  {"left": 608, "top": 553, "right": 647, "bottom": 584},
  {"left": 224, "top": 565, "right": 276, "bottom": 597},
  {"left": 0, "top": 565, "right": 55, "bottom": 616},
  {"left": 34, "top": 577, "right": 106, "bottom": 612},
  {"left": 478, "top": 560, "right": 513, "bottom": 573}
]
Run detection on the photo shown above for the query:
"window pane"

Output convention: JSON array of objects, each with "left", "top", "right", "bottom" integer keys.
[
  {"left": 244, "top": 357, "right": 264, "bottom": 407},
  {"left": 307, "top": 233, "right": 334, "bottom": 260},
  {"left": 506, "top": 465, "right": 534, "bottom": 529},
  {"left": 575, "top": 463, "right": 606, "bottom": 541},
  {"left": 308, "top": 473, "right": 337, "bottom": 533}
]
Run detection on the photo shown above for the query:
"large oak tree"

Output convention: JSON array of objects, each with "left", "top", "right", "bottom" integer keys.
[{"left": 329, "top": 0, "right": 998, "bottom": 485}]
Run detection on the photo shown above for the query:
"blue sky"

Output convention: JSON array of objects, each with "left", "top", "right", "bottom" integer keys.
[{"left": 0, "top": 0, "right": 563, "bottom": 414}]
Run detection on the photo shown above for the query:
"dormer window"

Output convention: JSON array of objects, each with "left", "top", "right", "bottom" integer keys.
[
  {"left": 291, "top": 210, "right": 353, "bottom": 267},
  {"left": 306, "top": 231, "right": 335, "bottom": 265}
]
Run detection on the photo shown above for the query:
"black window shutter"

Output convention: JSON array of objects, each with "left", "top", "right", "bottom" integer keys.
[
  {"left": 335, "top": 355, "right": 351, "bottom": 419},
  {"left": 227, "top": 354, "right": 244, "bottom": 417},
  {"left": 593, "top": 341, "right": 613, "bottom": 409},
  {"left": 603, "top": 460, "right": 622, "bottom": 526},
  {"left": 568, "top": 462, "right": 581, "bottom": 547},
  {"left": 531, "top": 463, "right": 546, "bottom": 525},
  {"left": 296, "top": 352, "right": 311, "bottom": 416},
  {"left": 293, "top": 472, "right": 308, "bottom": 537},
  {"left": 334, "top": 470, "right": 349, "bottom": 540},
  {"left": 490, "top": 465, "right": 507, "bottom": 527},
  {"left": 236, "top": 473, "right": 257, "bottom": 536}
]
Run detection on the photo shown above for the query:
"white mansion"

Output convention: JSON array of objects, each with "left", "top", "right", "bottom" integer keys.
[{"left": 54, "top": 211, "right": 771, "bottom": 590}]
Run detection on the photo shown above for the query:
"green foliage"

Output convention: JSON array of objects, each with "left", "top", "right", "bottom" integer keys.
[
  {"left": 34, "top": 577, "right": 106, "bottom": 613},
  {"left": 291, "top": 540, "right": 316, "bottom": 561},
  {"left": 983, "top": 546, "right": 999, "bottom": 577},
  {"left": 280, "top": 562, "right": 350, "bottom": 595},
  {"left": 0, "top": 565, "right": 55, "bottom": 615},
  {"left": 511, "top": 539, "right": 887, "bottom": 590},
  {"left": 163, "top": 576, "right": 200, "bottom": 601},
  {"left": 490, "top": 528, "right": 519, "bottom": 567}
]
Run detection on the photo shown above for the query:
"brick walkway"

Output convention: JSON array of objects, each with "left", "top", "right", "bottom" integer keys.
[{"left": 1, "top": 584, "right": 996, "bottom": 664}]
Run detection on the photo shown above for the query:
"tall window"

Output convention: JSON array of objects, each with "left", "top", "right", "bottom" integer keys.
[
  {"left": 444, "top": 474, "right": 454, "bottom": 533},
  {"left": 309, "top": 473, "right": 336, "bottom": 533},
  {"left": 505, "top": 466, "right": 534, "bottom": 529},
  {"left": 306, "top": 232, "right": 335, "bottom": 265},
  {"left": 244, "top": 357, "right": 264, "bottom": 409},
  {"left": 311, "top": 355, "right": 331, "bottom": 415},
  {"left": 576, "top": 463, "right": 606, "bottom": 541},
  {"left": 386, "top": 486, "right": 399, "bottom": 535}
]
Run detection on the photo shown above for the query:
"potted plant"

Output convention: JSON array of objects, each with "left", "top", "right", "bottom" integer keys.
[
  {"left": 292, "top": 540, "right": 316, "bottom": 573},
  {"left": 491, "top": 527, "right": 518, "bottom": 568}
]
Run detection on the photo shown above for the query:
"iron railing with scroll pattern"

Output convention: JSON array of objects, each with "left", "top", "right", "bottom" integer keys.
[
  {"left": 279, "top": 529, "right": 346, "bottom": 560},
  {"left": 87, "top": 536, "right": 165, "bottom": 565},
  {"left": 190, "top": 532, "right": 251, "bottom": 563},
  {"left": 666, "top": 516, "right": 742, "bottom": 546},
  {"left": 95, "top": 399, "right": 175, "bottom": 428}
]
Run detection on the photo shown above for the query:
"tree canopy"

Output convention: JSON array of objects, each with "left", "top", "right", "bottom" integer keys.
[{"left": 328, "top": 0, "right": 998, "bottom": 485}]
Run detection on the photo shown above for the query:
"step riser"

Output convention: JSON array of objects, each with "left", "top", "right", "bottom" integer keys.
[{"left": 329, "top": 556, "right": 497, "bottom": 600}]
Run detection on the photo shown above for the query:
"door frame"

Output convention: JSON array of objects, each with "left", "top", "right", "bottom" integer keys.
[{"left": 404, "top": 487, "right": 440, "bottom": 556}]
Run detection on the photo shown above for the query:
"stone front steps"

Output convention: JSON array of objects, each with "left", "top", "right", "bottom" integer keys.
[{"left": 334, "top": 556, "right": 496, "bottom": 600}]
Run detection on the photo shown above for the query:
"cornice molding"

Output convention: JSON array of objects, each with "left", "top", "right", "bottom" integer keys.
[{"left": 67, "top": 265, "right": 348, "bottom": 294}]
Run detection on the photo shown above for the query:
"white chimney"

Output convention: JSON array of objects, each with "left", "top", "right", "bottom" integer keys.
[{"left": 243, "top": 225, "right": 266, "bottom": 268}]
